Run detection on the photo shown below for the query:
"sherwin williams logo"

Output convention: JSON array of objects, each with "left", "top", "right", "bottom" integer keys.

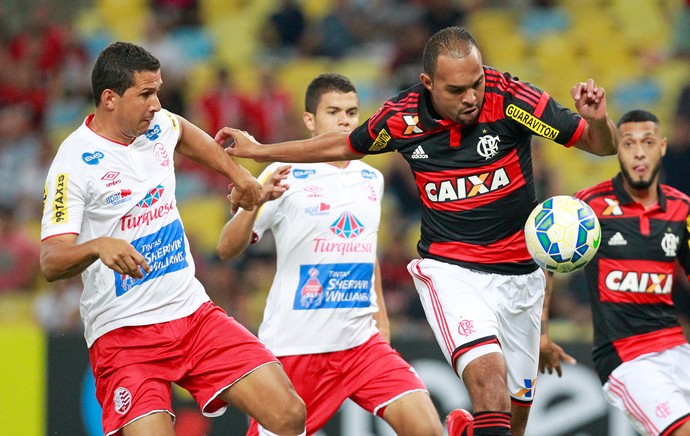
[
  {"left": 293, "top": 263, "right": 373, "bottom": 310},
  {"left": 82, "top": 151, "right": 104, "bottom": 165},
  {"left": 114, "top": 220, "right": 188, "bottom": 296},
  {"left": 137, "top": 185, "right": 164, "bottom": 208},
  {"left": 330, "top": 212, "right": 364, "bottom": 239},
  {"left": 293, "top": 169, "right": 316, "bottom": 179},
  {"left": 145, "top": 124, "right": 161, "bottom": 140}
]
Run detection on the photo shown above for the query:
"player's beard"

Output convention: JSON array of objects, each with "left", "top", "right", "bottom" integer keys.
[{"left": 620, "top": 160, "right": 661, "bottom": 190}]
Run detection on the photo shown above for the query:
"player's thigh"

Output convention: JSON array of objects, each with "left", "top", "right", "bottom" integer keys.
[
  {"left": 278, "top": 353, "right": 351, "bottom": 432},
  {"left": 121, "top": 412, "right": 174, "bottom": 436},
  {"left": 494, "top": 269, "right": 544, "bottom": 403},
  {"left": 407, "top": 258, "right": 501, "bottom": 369},
  {"left": 604, "top": 350, "right": 690, "bottom": 436},
  {"left": 219, "top": 362, "right": 304, "bottom": 421}
]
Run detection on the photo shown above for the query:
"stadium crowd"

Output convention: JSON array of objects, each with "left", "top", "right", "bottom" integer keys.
[{"left": 1, "top": 0, "right": 690, "bottom": 345}]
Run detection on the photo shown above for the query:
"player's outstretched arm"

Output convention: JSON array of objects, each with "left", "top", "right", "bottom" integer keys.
[
  {"left": 41, "top": 234, "right": 151, "bottom": 282},
  {"left": 539, "top": 270, "right": 577, "bottom": 377},
  {"left": 175, "top": 115, "right": 262, "bottom": 212},
  {"left": 216, "top": 127, "right": 361, "bottom": 163},
  {"left": 217, "top": 165, "right": 292, "bottom": 260},
  {"left": 570, "top": 79, "right": 618, "bottom": 156}
]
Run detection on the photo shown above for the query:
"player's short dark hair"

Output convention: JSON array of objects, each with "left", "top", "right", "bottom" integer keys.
[
  {"left": 91, "top": 42, "right": 161, "bottom": 107},
  {"left": 616, "top": 109, "right": 660, "bottom": 127},
  {"left": 423, "top": 26, "right": 480, "bottom": 77},
  {"left": 304, "top": 73, "right": 357, "bottom": 113}
]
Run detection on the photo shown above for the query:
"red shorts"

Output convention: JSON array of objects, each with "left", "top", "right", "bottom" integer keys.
[
  {"left": 89, "top": 301, "right": 279, "bottom": 436},
  {"left": 247, "top": 332, "right": 428, "bottom": 435}
]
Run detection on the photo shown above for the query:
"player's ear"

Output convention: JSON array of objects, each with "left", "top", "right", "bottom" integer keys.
[
  {"left": 303, "top": 111, "right": 315, "bottom": 132},
  {"left": 420, "top": 73, "right": 433, "bottom": 91},
  {"left": 660, "top": 136, "right": 668, "bottom": 157}
]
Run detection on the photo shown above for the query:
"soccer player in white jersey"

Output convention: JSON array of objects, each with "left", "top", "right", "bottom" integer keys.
[
  {"left": 40, "top": 42, "right": 306, "bottom": 436},
  {"left": 217, "top": 73, "right": 442, "bottom": 435}
]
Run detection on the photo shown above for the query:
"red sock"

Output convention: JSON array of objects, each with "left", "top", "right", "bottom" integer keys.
[{"left": 472, "top": 411, "right": 511, "bottom": 435}]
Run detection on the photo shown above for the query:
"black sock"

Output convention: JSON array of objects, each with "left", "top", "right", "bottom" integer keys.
[{"left": 472, "top": 411, "right": 511, "bottom": 435}]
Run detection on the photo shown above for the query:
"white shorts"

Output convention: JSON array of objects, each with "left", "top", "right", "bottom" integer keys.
[
  {"left": 407, "top": 258, "right": 545, "bottom": 404},
  {"left": 603, "top": 344, "right": 690, "bottom": 436},
  {"left": 407, "top": 259, "right": 546, "bottom": 405}
]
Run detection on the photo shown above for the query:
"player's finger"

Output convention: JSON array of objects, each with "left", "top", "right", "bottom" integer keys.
[{"left": 214, "top": 127, "right": 234, "bottom": 145}]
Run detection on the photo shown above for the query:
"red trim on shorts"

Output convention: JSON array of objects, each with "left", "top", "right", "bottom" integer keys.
[
  {"left": 451, "top": 336, "right": 500, "bottom": 372},
  {"left": 410, "top": 259, "right": 457, "bottom": 357},
  {"left": 661, "top": 413, "right": 690, "bottom": 436},
  {"left": 511, "top": 397, "right": 533, "bottom": 407},
  {"left": 608, "top": 374, "right": 659, "bottom": 435}
]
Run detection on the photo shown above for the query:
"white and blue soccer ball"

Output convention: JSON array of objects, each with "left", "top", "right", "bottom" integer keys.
[{"left": 524, "top": 195, "right": 601, "bottom": 273}]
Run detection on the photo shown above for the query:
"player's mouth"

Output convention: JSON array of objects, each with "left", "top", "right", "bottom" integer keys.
[{"left": 633, "top": 164, "right": 648, "bottom": 174}]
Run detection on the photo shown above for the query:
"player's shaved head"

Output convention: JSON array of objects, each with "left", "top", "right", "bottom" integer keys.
[{"left": 423, "top": 26, "right": 480, "bottom": 77}]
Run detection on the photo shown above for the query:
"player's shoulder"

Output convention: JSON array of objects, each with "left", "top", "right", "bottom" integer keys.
[
  {"left": 349, "top": 160, "right": 383, "bottom": 178},
  {"left": 484, "top": 67, "right": 542, "bottom": 103},
  {"left": 661, "top": 183, "right": 690, "bottom": 205}
]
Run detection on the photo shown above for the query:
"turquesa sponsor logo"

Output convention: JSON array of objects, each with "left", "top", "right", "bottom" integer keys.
[
  {"left": 52, "top": 173, "right": 68, "bottom": 223},
  {"left": 312, "top": 238, "right": 373, "bottom": 254},
  {"left": 605, "top": 271, "right": 672, "bottom": 294},
  {"left": 506, "top": 104, "right": 559, "bottom": 140},
  {"left": 120, "top": 201, "right": 174, "bottom": 231},
  {"left": 424, "top": 168, "right": 510, "bottom": 202}
]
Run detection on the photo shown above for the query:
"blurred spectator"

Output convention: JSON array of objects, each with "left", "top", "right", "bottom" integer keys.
[
  {"left": 662, "top": 84, "right": 690, "bottom": 195},
  {"left": 672, "top": 0, "right": 690, "bottom": 58},
  {"left": 0, "top": 206, "right": 40, "bottom": 293},
  {"left": 386, "top": 20, "right": 431, "bottom": 91},
  {"left": 251, "top": 69, "right": 301, "bottom": 143},
  {"left": 182, "top": 66, "right": 256, "bottom": 194},
  {"left": 300, "top": 0, "right": 366, "bottom": 59},
  {"left": 151, "top": 0, "right": 200, "bottom": 27},
  {"left": 33, "top": 275, "right": 82, "bottom": 333},
  {"left": 418, "top": 0, "right": 468, "bottom": 34},
  {"left": 0, "top": 105, "right": 42, "bottom": 211},
  {"left": 259, "top": 0, "right": 305, "bottom": 57}
]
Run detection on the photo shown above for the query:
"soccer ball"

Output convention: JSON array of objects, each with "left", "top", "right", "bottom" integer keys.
[{"left": 524, "top": 195, "right": 601, "bottom": 273}]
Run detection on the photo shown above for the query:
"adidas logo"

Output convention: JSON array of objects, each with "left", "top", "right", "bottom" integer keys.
[
  {"left": 608, "top": 232, "right": 627, "bottom": 246},
  {"left": 411, "top": 145, "right": 428, "bottom": 159}
]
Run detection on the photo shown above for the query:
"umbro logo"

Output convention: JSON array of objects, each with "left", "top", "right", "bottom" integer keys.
[
  {"left": 411, "top": 145, "right": 428, "bottom": 159},
  {"left": 608, "top": 232, "right": 627, "bottom": 246}
]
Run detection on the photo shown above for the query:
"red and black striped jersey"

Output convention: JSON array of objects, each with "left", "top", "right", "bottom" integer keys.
[
  {"left": 348, "top": 66, "right": 586, "bottom": 274},
  {"left": 575, "top": 174, "right": 690, "bottom": 383}
]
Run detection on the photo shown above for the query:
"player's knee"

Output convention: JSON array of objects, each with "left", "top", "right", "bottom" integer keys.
[
  {"left": 410, "top": 417, "right": 444, "bottom": 436},
  {"left": 261, "top": 395, "right": 306, "bottom": 434}
]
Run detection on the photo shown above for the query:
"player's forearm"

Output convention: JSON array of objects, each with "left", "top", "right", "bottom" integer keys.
[
  {"left": 255, "top": 132, "right": 359, "bottom": 163},
  {"left": 40, "top": 237, "right": 100, "bottom": 281},
  {"left": 579, "top": 118, "right": 618, "bottom": 156},
  {"left": 217, "top": 210, "right": 257, "bottom": 260}
]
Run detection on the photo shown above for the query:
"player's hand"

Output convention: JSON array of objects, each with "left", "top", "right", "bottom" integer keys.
[
  {"left": 539, "top": 333, "right": 577, "bottom": 377},
  {"left": 97, "top": 237, "right": 151, "bottom": 279},
  {"left": 228, "top": 166, "right": 262, "bottom": 213},
  {"left": 215, "top": 127, "right": 265, "bottom": 161},
  {"left": 260, "top": 165, "right": 291, "bottom": 204},
  {"left": 571, "top": 79, "right": 608, "bottom": 123}
]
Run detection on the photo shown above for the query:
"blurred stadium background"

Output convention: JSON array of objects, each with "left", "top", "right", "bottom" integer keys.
[{"left": 1, "top": 0, "right": 689, "bottom": 434}]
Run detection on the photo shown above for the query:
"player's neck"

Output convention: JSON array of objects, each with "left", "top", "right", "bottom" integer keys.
[{"left": 627, "top": 186, "right": 658, "bottom": 209}]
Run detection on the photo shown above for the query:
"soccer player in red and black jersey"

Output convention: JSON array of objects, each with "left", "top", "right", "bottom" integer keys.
[
  {"left": 545, "top": 110, "right": 690, "bottom": 436},
  {"left": 216, "top": 26, "right": 618, "bottom": 436}
]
